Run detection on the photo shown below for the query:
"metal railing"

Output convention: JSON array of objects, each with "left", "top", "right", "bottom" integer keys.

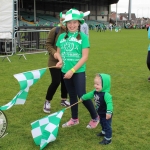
[
  {"left": 0, "top": 31, "right": 14, "bottom": 62},
  {"left": 14, "top": 29, "right": 50, "bottom": 59},
  {"left": 14, "top": 29, "right": 50, "bottom": 53}
]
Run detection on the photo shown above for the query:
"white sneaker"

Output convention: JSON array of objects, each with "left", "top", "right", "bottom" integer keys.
[
  {"left": 61, "top": 100, "right": 70, "bottom": 107},
  {"left": 43, "top": 100, "right": 51, "bottom": 113}
]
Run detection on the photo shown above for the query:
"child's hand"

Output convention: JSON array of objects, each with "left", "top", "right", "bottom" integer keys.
[
  {"left": 79, "top": 98, "right": 83, "bottom": 102},
  {"left": 106, "top": 113, "right": 112, "bottom": 119}
]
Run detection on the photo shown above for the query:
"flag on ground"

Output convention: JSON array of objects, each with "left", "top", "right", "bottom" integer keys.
[{"left": 31, "top": 109, "right": 65, "bottom": 150}]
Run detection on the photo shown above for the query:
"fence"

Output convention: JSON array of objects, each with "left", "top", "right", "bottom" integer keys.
[
  {"left": 14, "top": 29, "right": 50, "bottom": 59},
  {"left": 0, "top": 31, "right": 14, "bottom": 62}
]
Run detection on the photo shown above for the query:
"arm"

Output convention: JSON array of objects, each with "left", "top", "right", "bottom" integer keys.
[
  {"left": 74, "top": 48, "right": 89, "bottom": 71},
  {"left": 45, "top": 28, "right": 57, "bottom": 56},
  {"left": 104, "top": 93, "right": 113, "bottom": 119},
  {"left": 63, "top": 48, "right": 89, "bottom": 79},
  {"left": 81, "top": 90, "right": 95, "bottom": 100},
  {"left": 55, "top": 47, "right": 63, "bottom": 68}
]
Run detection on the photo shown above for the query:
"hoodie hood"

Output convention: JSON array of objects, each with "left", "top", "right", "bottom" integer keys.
[{"left": 99, "top": 73, "right": 111, "bottom": 92}]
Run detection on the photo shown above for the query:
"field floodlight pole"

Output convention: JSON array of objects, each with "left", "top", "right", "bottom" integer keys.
[
  {"left": 128, "top": 0, "right": 132, "bottom": 21},
  {"left": 34, "top": 0, "right": 36, "bottom": 23},
  {"left": 116, "top": 3, "right": 118, "bottom": 26}
]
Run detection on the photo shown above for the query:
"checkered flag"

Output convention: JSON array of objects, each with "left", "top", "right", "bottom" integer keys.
[
  {"left": 31, "top": 109, "right": 65, "bottom": 150},
  {"left": 0, "top": 88, "right": 29, "bottom": 110},
  {"left": 14, "top": 68, "right": 47, "bottom": 90},
  {"left": 0, "top": 68, "right": 47, "bottom": 110}
]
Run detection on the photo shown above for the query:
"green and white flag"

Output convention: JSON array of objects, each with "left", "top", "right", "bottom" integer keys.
[
  {"left": 0, "top": 88, "right": 29, "bottom": 110},
  {"left": 0, "top": 92, "right": 19, "bottom": 111},
  {"left": 14, "top": 68, "right": 47, "bottom": 90},
  {"left": 31, "top": 109, "right": 65, "bottom": 150},
  {"left": 0, "top": 68, "right": 47, "bottom": 110},
  {"left": 15, "top": 88, "right": 29, "bottom": 105}
]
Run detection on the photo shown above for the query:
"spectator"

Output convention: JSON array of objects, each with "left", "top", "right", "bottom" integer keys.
[
  {"left": 43, "top": 12, "right": 70, "bottom": 113},
  {"left": 147, "top": 26, "right": 150, "bottom": 81},
  {"left": 80, "top": 22, "right": 89, "bottom": 37}
]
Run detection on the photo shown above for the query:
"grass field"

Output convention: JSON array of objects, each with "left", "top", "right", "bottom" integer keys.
[{"left": 0, "top": 29, "right": 150, "bottom": 150}]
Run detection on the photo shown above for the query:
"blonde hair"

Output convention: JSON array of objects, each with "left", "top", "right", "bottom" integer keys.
[{"left": 95, "top": 73, "right": 100, "bottom": 78}]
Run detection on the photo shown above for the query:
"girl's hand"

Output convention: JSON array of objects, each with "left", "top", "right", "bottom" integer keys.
[
  {"left": 56, "top": 61, "right": 63, "bottom": 68},
  {"left": 106, "top": 113, "right": 112, "bottom": 120},
  {"left": 63, "top": 70, "right": 74, "bottom": 79}
]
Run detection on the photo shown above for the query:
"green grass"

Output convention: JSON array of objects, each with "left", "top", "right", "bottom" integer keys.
[{"left": 1, "top": 29, "right": 150, "bottom": 150}]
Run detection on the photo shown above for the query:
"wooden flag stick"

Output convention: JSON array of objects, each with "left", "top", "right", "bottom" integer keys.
[
  {"left": 65, "top": 99, "right": 83, "bottom": 110},
  {"left": 46, "top": 66, "right": 58, "bottom": 69}
]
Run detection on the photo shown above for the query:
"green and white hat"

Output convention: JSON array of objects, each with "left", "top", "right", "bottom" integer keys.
[
  {"left": 60, "top": 12, "right": 66, "bottom": 19},
  {"left": 63, "top": 8, "right": 90, "bottom": 24}
]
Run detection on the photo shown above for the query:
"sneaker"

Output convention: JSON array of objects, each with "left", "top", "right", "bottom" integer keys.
[
  {"left": 148, "top": 77, "right": 150, "bottom": 82},
  {"left": 43, "top": 100, "right": 51, "bottom": 113},
  {"left": 97, "top": 132, "right": 105, "bottom": 137},
  {"left": 99, "top": 138, "right": 111, "bottom": 145},
  {"left": 86, "top": 116, "right": 99, "bottom": 129},
  {"left": 61, "top": 100, "right": 70, "bottom": 107},
  {"left": 62, "top": 118, "right": 79, "bottom": 128}
]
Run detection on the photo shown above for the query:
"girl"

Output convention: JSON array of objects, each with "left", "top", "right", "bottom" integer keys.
[{"left": 54, "top": 8, "right": 99, "bottom": 128}]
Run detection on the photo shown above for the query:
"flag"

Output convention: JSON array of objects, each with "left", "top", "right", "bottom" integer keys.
[
  {"left": 0, "top": 68, "right": 47, "bottom": 110},
  {"left": 14, "top": 68, "right": 47, "bottom": 90},
  {"left": 15, "top": 88, "right": 29, "bottom": 104},
  {"left": 31, "top": 109, "right": 65, "bottom": 150},
  {"left": 0, "top": 88, "right": 29, "bottom": 110},
  {"left": 0, "top": 92, "right": 19, "bottom": 111}
]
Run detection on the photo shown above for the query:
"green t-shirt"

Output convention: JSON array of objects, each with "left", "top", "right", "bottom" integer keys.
[{"left": 56, "top": 31, "right": 90, "bottom": 73}]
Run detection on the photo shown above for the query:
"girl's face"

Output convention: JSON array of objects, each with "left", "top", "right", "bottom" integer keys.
[
  {"left": 66, "top": 20, "right": 80, "bottom": 32},
  {"left": 94, "top": 76, "right": 102, "bottom": 92}
]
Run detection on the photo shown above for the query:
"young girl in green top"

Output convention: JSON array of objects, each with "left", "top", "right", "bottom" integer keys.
[{"left": 55, "top": 8, "right": 99, "bottom": 128}]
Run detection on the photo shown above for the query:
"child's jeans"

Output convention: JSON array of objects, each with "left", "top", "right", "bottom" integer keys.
[{"left": 99, "top": 115, "right": 112, "bottom": 140}]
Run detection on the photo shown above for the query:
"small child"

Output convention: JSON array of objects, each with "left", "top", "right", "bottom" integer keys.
[{"left": 81, "top": 73, "right": 113, "bottom": 145}]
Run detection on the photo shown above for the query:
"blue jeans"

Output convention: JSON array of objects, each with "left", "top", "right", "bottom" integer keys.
[
  {"left": 62, "top": 72, "right": 97, "bottom": 119},
  {"left": 100, "top": 115, "right": 112, "bottom": 140}
]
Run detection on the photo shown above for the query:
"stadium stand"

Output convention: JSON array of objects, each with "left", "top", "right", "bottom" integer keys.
[{"left": 0, "top": 0, "right": 119, "bottom": 62}]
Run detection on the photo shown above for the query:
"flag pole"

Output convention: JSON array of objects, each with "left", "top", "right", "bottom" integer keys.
[
  {"left": 46, "top": 66, "right": 58, "bottom": 69},
  {"left": 65, "top": 99, "right": 83, "bottom": 110}
]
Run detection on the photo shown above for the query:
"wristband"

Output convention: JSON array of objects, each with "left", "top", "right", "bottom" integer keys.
[{"left": 71, "top": 68, "right": 76, "bottom": 73}]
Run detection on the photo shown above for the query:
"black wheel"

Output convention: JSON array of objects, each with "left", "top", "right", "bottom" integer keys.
[{"left": 0, "top": 111, "right": 8, "bottom": 138}]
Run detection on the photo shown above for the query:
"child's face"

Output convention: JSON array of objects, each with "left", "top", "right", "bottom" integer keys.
[
  {"left": 94, "top": 76, "right": 102, "bottom": 92},
  {"left": 66, "top": 20, "right": 80, "bottom": 32}
]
